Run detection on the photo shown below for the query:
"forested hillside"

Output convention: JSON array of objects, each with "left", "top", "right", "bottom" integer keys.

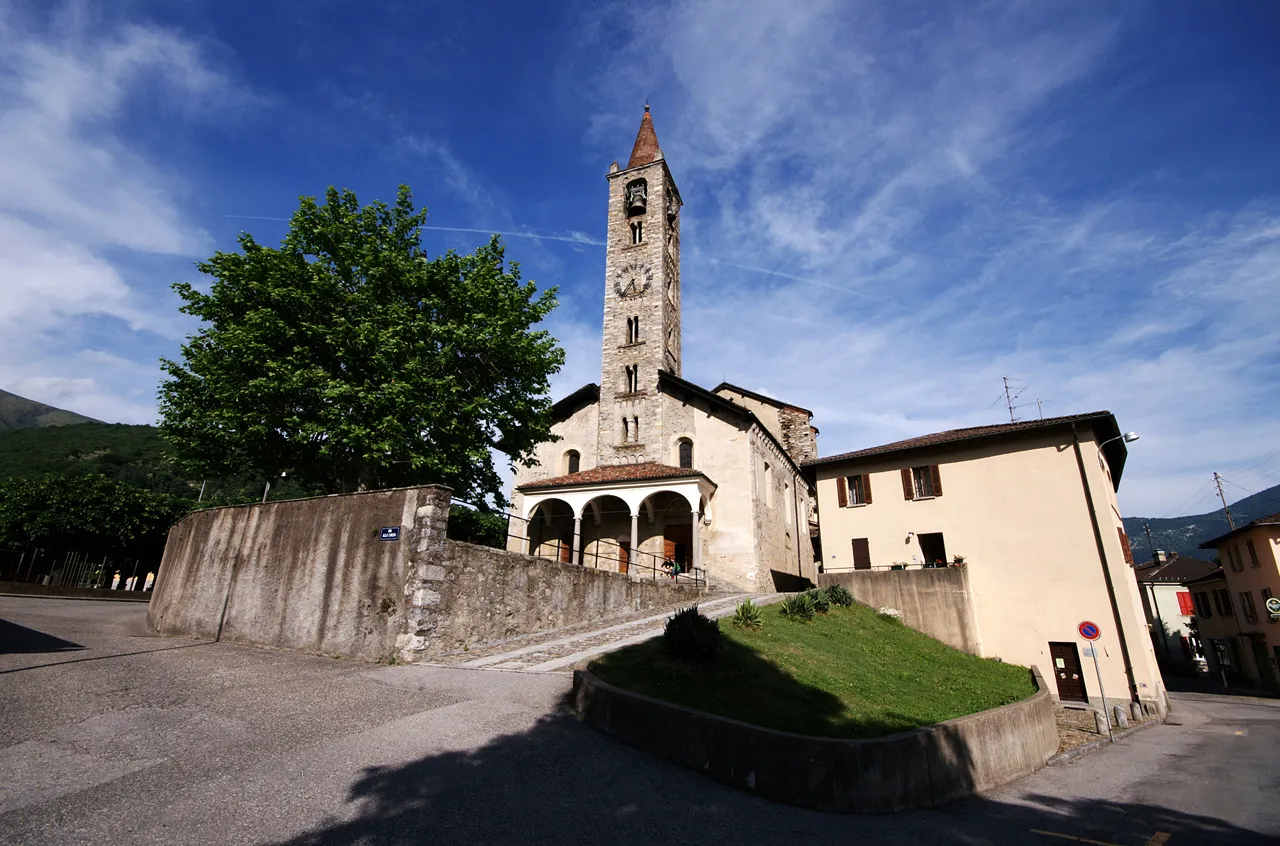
[
  {"left": 1123, "top": 483, "right": 1280, "bottom": 562},
  {"left": 0, "top": 388, "right": 98, "bottom": 431}
]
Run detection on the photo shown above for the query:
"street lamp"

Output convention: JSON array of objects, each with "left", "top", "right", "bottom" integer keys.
[
  {"left": 262, "top": 470, "right": 287, "bottom": 503},
  {"left": 1099, "top": 431, "right": 1140, "bottom": 449}
]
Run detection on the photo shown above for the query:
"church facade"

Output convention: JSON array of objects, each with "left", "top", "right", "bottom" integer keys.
[{"left": 508, "top": 107, "right": 819, "bottom": 592}]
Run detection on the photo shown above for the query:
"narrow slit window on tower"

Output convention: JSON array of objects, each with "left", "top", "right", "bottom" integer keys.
[
  {"left": 565, "top": 450, "right": 580, "bottom": 475},
  {"left": 633, "top": 416, "right": 640, "bottom": 443},
  {"left": 630, "top": 220, "right": 643, "bottom": 244},
  {"left": 622, "top": 417, "right": 630, "bottom": 443},
  {"left": 632, "top": 315, "right": 640, "bottom": 342},
  {"left": 625, "top": 317, "right": 634, "bottom": 344}
]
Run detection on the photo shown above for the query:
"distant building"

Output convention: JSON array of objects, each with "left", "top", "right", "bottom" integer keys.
[
  {"left": 803, "top": 413, "right": 1167, "bottom": 715},
  {"left": 1132, "top": 552, "right": 1217, "bottom": 670},
  {"left": 1193, "top": 513, "right": 1280, "bottom": 690}
]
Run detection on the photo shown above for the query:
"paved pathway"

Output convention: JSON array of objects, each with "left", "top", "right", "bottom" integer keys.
[
  {"left": 427, "top": 591, "right": 781, "bottom": 672},
  {"left": 2, "top": 596, "right": 1276, "bottom": 845}
]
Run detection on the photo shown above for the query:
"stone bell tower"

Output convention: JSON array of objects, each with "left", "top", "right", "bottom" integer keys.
[{"left": 597, "top": 105, "right": 684, "bottom": 465}]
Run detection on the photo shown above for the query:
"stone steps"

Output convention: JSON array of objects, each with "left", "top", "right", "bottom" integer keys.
[{"left": 421, "top": 592, "right": 782, "bottom": 674}]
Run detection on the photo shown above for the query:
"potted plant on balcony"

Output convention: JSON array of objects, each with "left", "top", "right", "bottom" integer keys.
[{"left": 950, "top": 554, "right": 967, "bottom": 568}]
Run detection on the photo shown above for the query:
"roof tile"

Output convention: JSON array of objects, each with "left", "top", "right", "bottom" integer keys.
[
  {"left": 518, "top": 461, "right": 703, "bottom": 491},
  {"left": 627, "top": 105, "right": 661, "bottom": 169}
]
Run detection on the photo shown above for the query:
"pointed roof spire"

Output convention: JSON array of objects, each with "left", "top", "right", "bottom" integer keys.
[{"left": 627, "top": 103, "right": 661, "bottom": 169}]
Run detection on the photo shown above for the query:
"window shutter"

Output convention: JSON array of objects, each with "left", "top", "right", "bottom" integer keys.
[
  {"left": 1176, "top": 591, "right": 1195, "bottom": 616},
  {"left": 930, "top": 465, "right": 943, "bottom": 497},
  {"left": 1117, "top": 528, "right": 1133, "bottom": 566},
  {"left": 901, "top": 468, "right": 914, "bottom": 500},
  {"left": 862, "top": 474, "right": 872, "bottom": 504},
  {"left": 836, "top": 476, "right": 848, "bottom": 508}
]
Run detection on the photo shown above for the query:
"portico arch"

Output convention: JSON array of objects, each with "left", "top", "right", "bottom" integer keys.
[{"left": 526, "top": 498, "right": 575, "bottom": 563}]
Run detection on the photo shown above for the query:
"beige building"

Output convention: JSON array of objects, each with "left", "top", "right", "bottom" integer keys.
[
  {"left": 803, "top": 413, "right": 1167, "bottom": 714},
  {"left": 508, "top": 107, "right": 816, "bottom": 592},
  {"left": 1192, "top": 513, "right": 1280, "bottom": 691}
]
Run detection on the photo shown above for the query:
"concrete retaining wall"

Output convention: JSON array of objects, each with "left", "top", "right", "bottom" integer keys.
[
  {"left": 572, "top": 665, "right": 1057, "bottom": 813},
  {"left": 149, "top": 485, "right": 705, "bottom": 663},
  {"left": 818, "top": 568, "right": 980, "bottom": 654}
]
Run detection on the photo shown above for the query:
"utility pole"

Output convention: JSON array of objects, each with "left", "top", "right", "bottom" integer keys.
[
  {"left": 1144, "top": 522, "right": 1154, "bottom": 563},
  {"left": 1214, "top": 472, "right": 1236, "bottom": 530}
]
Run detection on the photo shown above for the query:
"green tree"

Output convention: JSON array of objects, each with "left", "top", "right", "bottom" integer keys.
[
  {"left": 159, "top": 186, "right": 564, "bottom": 505},
  {"left": 0, "top": 474, "right": 190, "bottom": 558}
]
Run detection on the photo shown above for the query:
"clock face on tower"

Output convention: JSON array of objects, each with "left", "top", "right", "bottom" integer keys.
[{"left": 613, "top": 262, "right": 653, "bottom": 298}]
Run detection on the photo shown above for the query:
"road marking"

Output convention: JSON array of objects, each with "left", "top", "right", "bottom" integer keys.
[
  {"left": 1234, "top": 730, "right": 1246, "bottom": 736},
  {"left": 1029, "top": 829, "right": 1124, "bottom": 846},
  {"left": 1145, "top": 833, "right": 1172, "bottom": 845}
]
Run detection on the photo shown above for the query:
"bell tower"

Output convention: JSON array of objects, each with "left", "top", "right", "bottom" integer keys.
[{"left": 598, "top": 105, "right": 683, "bottom": 464}]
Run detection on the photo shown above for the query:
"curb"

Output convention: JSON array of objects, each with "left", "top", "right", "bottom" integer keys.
[
  {"left": 0, "top": 591, "right": 151, "bottom": 603},
  {"left": 1048, "top": 716, "right": 1162, "bottom": 765}
]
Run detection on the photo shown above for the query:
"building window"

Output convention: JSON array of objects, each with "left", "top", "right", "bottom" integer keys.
[
  {"left": 1229, "top": 544, "right": 1245, "bottom": 572},
  {"left": 1176, "top": 591, "right": 1195, "bottom": 616},
  {"left": 837, "top": 474, "right": 871, "bottom": 507},
  {"left": 764, "top": 461, "right": 773, "bottom": 508},
  {"left": 565, "top": 450, "right": 580, "bottom": 475},
  {"left": 1248, "top": 539, "right": 1261, "bottom": 568},
  {"left": 1241, "top": 591, "right": 1259, "bottom": 624},
  {"left": 903, "top": 465, "right": 942, "bottom": 500},
  {"left": 623, "top": 365, "right": 639, "bottom": 393},
  {"left": 678, "top": 438, "right": 693, "bottom": 469},
  {"left": 622, "top": 417, "right": 630, "bottom": 443},
  {"left": 1213, "top": 588, "right": 1234, "bottom": 617},
  {"left": 632, "top": 416, "right": 640, "bottom": 442},
  {"left": 625, "top": 178, "right": 647, "bottom": 214},
  {"left": 630, "top": 220, "right": 643, "bottom": 244},
  {"left": 1194, "top": 592, "right": 1213, "bottom": 618}
]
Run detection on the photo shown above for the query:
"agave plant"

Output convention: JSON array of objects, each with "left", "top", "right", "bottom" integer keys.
[
  {"left": 806, "top": 589, "right": 831, "bottom": 614},
  {"left": 730, "top": 598, "right": 763, "bottom": 631},
  {"left": 780, "top": 592, "right": 815, "bottom": 621}
]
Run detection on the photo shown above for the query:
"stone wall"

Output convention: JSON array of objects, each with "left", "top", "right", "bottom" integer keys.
[
  {"left": 149, "top": 485, "right": 705, "bottom": 663},
  {"left": 817, "top": 568, "right": 980, "bottom": 654},
  {"left": 573, "top": 665, "right": 1058, "bottom": 813}
]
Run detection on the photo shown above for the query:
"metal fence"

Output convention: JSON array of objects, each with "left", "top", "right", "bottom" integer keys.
[
  {"left": 501, "top": 512, "right": 705, "bottom": 587},
  {"left": 824, "top": 562, "right": 966, "bottom": 573},
  {"left": 0, "top": 548, "right": 156, "bottom": 592}
]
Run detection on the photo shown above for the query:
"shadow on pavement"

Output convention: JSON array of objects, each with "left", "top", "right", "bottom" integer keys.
[
  {"left": 1163, "top": 673, "right": 1279, "bottom": 700},
  {"left": 271, "top": 695, "right": 1268, "bottom": 846},
  {"left": 0, "top": 618, "right": 83, "bottom": 655}
]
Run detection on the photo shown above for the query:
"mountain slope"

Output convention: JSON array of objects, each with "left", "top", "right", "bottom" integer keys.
[
  {"left": 1124, "top": 482, "right": 1280, "bottom": 562},
  {"left": 0, "top": 388, "right": 99, "bottom": 431}
]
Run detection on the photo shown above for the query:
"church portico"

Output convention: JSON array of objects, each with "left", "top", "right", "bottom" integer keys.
[{"left": 516, "top": 464, "right": 714, "bottom": 581}]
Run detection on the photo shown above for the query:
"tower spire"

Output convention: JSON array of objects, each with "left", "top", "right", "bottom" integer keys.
[{"left": 627, "top": 104, "right": 661, "bottom": 169}]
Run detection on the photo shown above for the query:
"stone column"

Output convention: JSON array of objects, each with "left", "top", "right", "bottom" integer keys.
[
  {"left": 398, "top": 484, "right": 454, "bottom": 662},
  {"left": 691, "top": 509, "right": 702, "bottom": 582},
  {"left": 630, "top": 513, "right": 640, "bottom": 581},
  {"left": 572, "top": 517, "right": 582, "bottom": 567}
]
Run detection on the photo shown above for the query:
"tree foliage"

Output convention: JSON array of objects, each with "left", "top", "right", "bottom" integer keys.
[
  {"left": 159, "top": 185, "right": 564, "bottom": 505},
  {"left": 0, "top": 474, "right": 190, "bottom": 558}
]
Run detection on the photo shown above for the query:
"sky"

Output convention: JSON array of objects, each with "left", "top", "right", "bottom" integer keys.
[{"left": 1, "top": 0, "right": 1278, "bottom": 518}]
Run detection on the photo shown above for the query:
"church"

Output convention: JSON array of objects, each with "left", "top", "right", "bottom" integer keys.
[{"left": 508, "top": 107, "right": 819, "bottom": 592}]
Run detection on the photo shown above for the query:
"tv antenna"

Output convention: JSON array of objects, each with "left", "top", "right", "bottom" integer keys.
[{"left": 992, "top": 377, "right": 1034, "bottom": 423}]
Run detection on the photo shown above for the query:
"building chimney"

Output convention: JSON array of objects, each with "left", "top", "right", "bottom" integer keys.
[{"left": 1153, "top": 550, "right": 1168, "bottom": 564}]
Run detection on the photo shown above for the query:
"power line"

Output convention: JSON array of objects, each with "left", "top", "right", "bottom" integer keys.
[{"left": 1217, "top": 476, "right": 1255, "bottom": 496}]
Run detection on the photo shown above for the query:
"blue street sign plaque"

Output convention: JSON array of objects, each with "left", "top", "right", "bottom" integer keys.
[{"left": 380, "top": 526, "right": 401, "bottom": 541}]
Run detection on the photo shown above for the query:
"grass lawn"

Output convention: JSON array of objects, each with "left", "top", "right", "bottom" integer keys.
[{"left": 590, "top": 601, "right": 1036, "bottom": 739}]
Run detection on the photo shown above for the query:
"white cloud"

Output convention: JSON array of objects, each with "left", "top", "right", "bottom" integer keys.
[
  {"left": 0, "top": 5, "right": 247, "bottom": 422},
  {"left": 556, "top": 0, "right": 1280, "bottom": 515}
]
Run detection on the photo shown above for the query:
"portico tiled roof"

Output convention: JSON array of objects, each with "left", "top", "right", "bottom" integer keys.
[
  {"left": 1199, "top": 511, "right": 1280, "bottom": 549},
  {"left": 517, "top": 462, "right": 708, "bottom": 491}
]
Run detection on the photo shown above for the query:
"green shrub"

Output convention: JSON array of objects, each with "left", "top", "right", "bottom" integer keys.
[
  {"left": 730, "top": 598, "right": 763, "bottom": 631},
  {"left": 806, "top": 589, "right": 831, "bottom": 614},
  {"left": 780, "top": 593, "right": 815, "bottom": 621},
  {"left": 664, "top": 605, "right": 723, "bottom": 664},
  {"left": 824, "top": 584, "right": 854, "bottom": 607}
]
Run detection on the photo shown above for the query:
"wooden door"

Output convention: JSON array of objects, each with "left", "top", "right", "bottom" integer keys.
[
  {"left": 1049, "top": 642, "right": 1088, "bottom": 702},
  {"left": 618, "top": 540, "right": 630, "bottom": 575},
  {"left": 852, "top": 538, "right": 871, "bottom": 570},
  {"left": 664, "top": 525, "right": 691, "bottom": 565},
  {"left": 558, "top": 536, "right": 572, "bottom": 564}
]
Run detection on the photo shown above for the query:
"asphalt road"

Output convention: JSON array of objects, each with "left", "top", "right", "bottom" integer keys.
[{"left": 1, "top": 596, "right": 1276, "bottom": 845}]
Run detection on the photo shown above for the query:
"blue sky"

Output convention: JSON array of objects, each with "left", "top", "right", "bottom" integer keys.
[{"left": 2, "top": 0, "right": 1278, "bottom": 517}]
